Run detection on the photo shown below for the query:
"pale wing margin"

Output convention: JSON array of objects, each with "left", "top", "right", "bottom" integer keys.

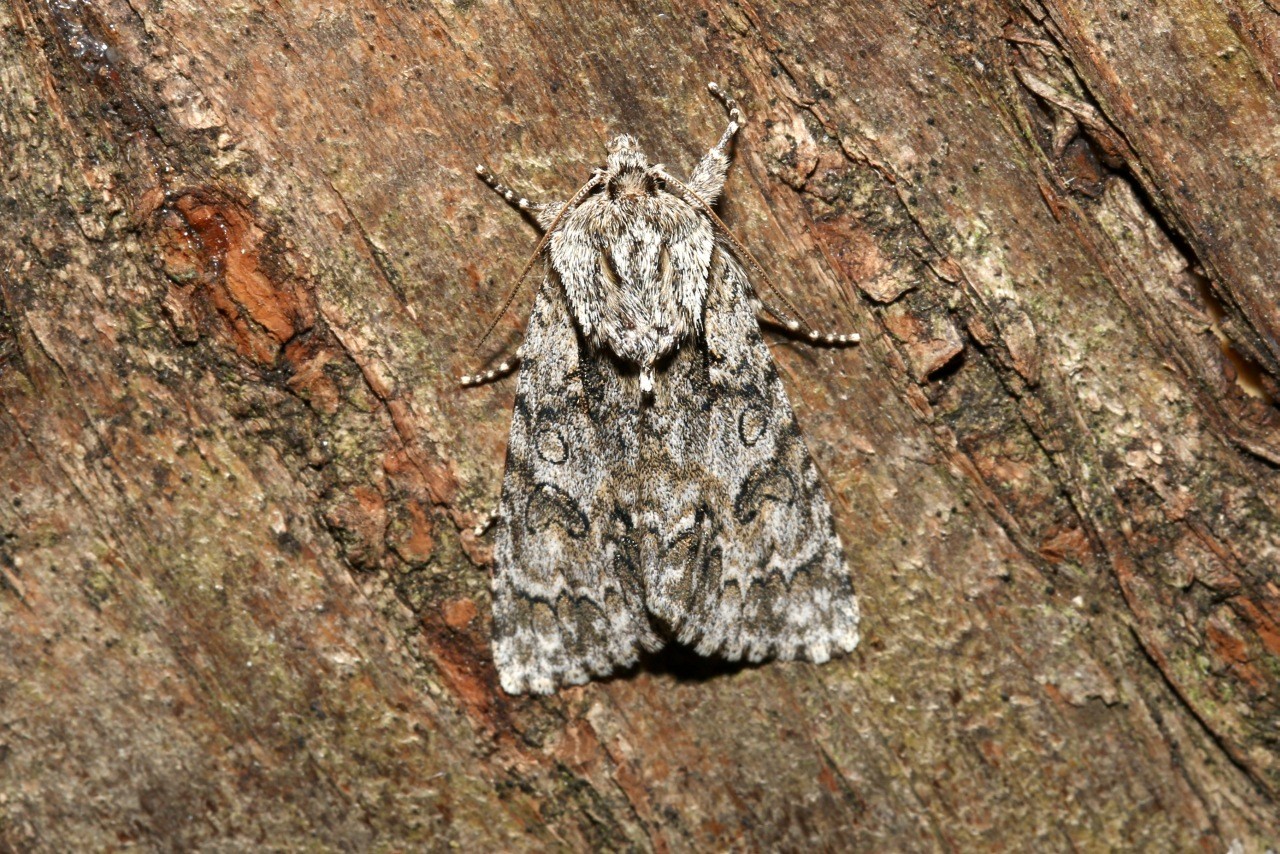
[
  {"left": 491, "top": 276, "right": 660, "bottom": 695},
  {"left": 639, "top": 251, "right": 861, "bottom": 664}
]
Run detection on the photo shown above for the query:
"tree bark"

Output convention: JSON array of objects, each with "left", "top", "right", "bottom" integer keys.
[{"left": 2, "top": 0, "right": 1278, "bottom": 849}]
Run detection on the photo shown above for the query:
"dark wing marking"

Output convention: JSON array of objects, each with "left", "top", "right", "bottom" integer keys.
[
  {"left": 491, "top": 276, "right": 660, "bottom": 695},
  {"left": 638, "top": 252, "right": 860, "bottom": 663}
]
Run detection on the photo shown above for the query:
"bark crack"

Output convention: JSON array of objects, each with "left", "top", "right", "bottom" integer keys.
[{"left": 1128, "top": 624, "right": 1272, "bottom": 800}]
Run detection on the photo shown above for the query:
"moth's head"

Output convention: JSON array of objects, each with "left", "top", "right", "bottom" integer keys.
[{"left": 604, "top": 134, "right": 657, "bottom": 201}]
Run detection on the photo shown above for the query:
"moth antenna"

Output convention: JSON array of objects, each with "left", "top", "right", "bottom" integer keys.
[{"left": 471, "top": 171, "right": 604, "bottom": 357}]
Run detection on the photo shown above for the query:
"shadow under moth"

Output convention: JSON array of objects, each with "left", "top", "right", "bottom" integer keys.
[{"left": 466, "top": 83, "right": 861, "bottom": 695}]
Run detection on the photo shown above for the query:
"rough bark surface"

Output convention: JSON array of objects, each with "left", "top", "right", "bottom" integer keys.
[{"left": 2, "top": 0, "right": 1279, "bottom": 849}]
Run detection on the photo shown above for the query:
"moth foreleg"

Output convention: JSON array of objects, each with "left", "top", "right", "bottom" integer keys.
[
  {"left": 707, "top": 81, "right": 745, "bottom": 149},
  {"left": 475, "top": 165, "right": 564, "bottom": 229},
  {"left": 686, "top": 83, "right": 746, "bottom": 205}
]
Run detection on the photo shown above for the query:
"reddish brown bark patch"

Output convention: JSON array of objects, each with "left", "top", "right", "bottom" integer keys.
[{"left": 154, "top": 190, "right": 316, "bottom": 365}]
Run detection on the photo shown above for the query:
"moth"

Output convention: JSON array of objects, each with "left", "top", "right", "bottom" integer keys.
[{"left": 466, "top": 83, "right": 861, "bottom": 695}]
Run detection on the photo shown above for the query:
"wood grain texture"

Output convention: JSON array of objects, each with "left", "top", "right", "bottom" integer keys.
[{"left": 1, "top": 0, "right": 1277, "bottom": 849}]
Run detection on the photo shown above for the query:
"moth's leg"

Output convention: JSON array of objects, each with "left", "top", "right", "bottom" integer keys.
[
  {"left": 475, "top": 165, "right": 565, "bottom": 229},
  {"left": 471, "top": 508, "right": 498, "bottom": 537},
  {"left": 741, "top": 284, "right": 859, "bottom": 346},
  {"left": 757, "top": 306, "right": 861, "bottom": 346},
  {"left": 707, "top": 82, "right": 746, "bottom": 150},
  {"left": 686, "top": 82, "right": 746, "bottom": 204},
  {"left": 458, "top": 345, "right": 524, "bottom": 388}
]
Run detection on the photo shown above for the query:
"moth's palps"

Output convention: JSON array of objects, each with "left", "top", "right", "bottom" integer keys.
[{"left": 471, "top": 83, "right": 861, "bottom": 695}]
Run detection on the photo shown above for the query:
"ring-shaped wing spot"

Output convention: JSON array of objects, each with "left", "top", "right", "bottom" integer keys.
[
  {"left": 737, "top": 402, "right": 769, "bottom": 446},
  {"left": 534, "top": 422, "right": 570, "bottom": 464}
]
